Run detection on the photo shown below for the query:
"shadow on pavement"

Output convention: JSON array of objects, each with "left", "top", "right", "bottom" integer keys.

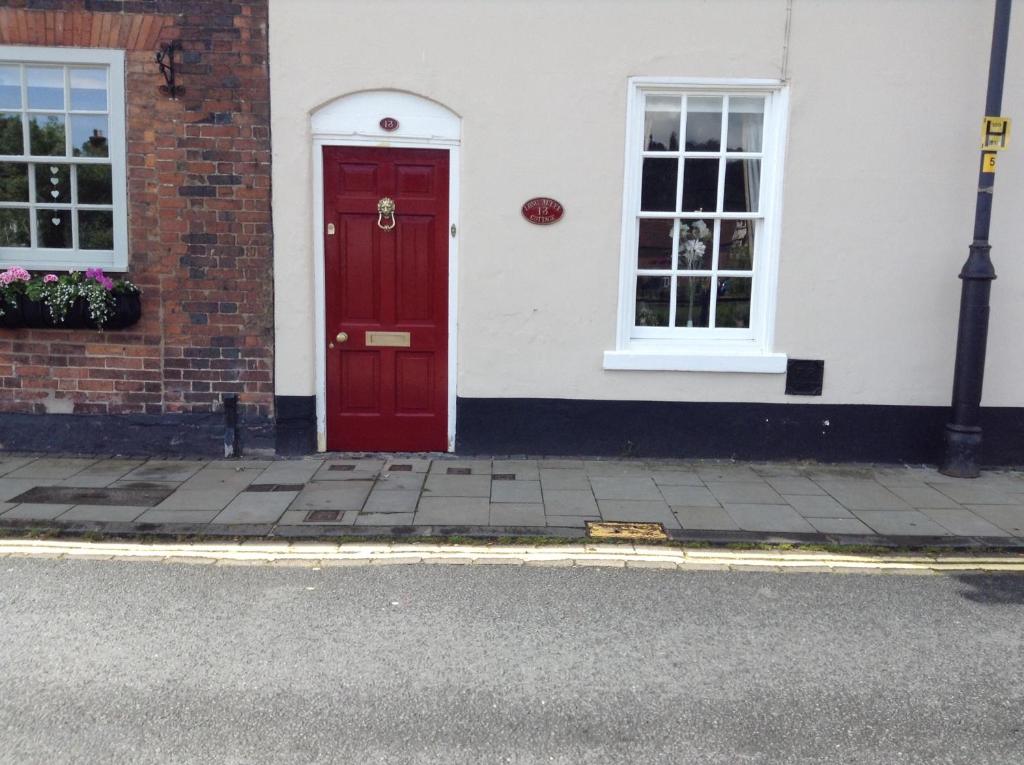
[{"left": 954, "top": 574, "right": 1024, "bottom": 605}]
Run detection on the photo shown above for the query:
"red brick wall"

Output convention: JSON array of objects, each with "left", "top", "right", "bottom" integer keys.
[{"left": 0, "top": 1, "right": 273, "bottom": 423}]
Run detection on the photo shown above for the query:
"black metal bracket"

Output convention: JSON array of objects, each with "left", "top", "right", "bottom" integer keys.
[{"left": 155, "top": 40, "right": 185, "bottom": 99}]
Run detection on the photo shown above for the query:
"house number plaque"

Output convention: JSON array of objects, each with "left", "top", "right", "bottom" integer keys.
[
  {"left": 521, "top": 197, "right": 564, "bottom": 225},
  {"left": 379, "top": 117, "right": 399, "bottom": 131}
]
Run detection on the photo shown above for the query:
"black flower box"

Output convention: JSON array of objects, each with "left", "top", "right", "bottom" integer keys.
[{"left": 0, "top": 292, "right": 141, "bottom": 331}]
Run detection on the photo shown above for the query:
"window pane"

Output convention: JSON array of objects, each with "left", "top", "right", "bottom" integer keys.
[
  {"left": 637, "top": 218, "right": 674, "bottom": 269},
  {"left": 635, "top": 275, "right": 670, "bottom": 327},
  {"left": 719, "top": 219, "right": 755, "bottom": 270},
  {"left": 28, "top": 114, "right": 66, "bottom": 156},
  {"left": 34, "top": 164, "right": 71, "bottom": 203},
  {"left": 723, "top": 159, "right": 760, "bottom": 212},
  {"left": 685, "top": 97, "right": 722, "bottom": 151},
  {"left": 0, "top": 112, "right": 23, "bottom": 155},
  {"left": 0, "top": 162, "right": 28, "bottom": 201},
  {"left": 70, "top": 68, "right": 107, "bottom": 111},
  {"left": 70, "top": 115, "right": 109, "bottom": 157},
  {"left": 640, "top": 158, "right": 677, "bottom": 212},
  {"left": 0, "top": 66, "right": 20, "bottom": 109},
  {"left": 675, "top": 276, "right": 712, "bottom": 328},
  {"left": 0, "top": 208, "right": 30, "bottom": 246},
  {"left": 716, "top": 277, "right": 752, "bottom": 328},
  {"left": 681, "top": 158, "right": 718, "bottom": 212},
  {"left": 26, "top": 67, "right": 64, "bottom": 110},
  {"left": 727, "top": 97, "right": 764, "bottom": 152},
  {"left": 644, "top": 95, "right": 680, "bottom": 151},
  {"left": 37, "top": 209, "right": 72, "bottom": 248},
  {"left": 79, "top": 209, "right": 113, "bottom": 250},
  {"left": 77, "top": 163, "right": 113, "bottom": 204},
  {"left": 677, "top": 219, "right": 713, "bottom": 270}
]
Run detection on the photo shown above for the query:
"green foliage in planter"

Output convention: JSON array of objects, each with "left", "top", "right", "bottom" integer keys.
[{"left": 0, "top": 266, "right": 140, "bottom": 329}]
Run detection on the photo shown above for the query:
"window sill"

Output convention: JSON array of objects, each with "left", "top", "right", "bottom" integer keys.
[{"left": 603, "top": 349, "right": 787, "bottom": 373}]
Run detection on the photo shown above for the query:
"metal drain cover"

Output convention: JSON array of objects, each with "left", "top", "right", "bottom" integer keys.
[
  {"left": 10, "top": 485, "right": 176, "bottom": 507},
  {"left": 586, "top": 521, "right": 667, "bottom": 541}
]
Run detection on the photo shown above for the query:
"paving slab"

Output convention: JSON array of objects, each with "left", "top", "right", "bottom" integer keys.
[
  {"left": 657, "top": 484, "right": 720, "bottom": 507},
  {"left": 122, "top": 461, "right": 206, "bottom": 482},
  {"left": 4, "top": 458, "right": 98, "bottom": 480},
  {"left": 542, "top": 490, "right": 598, "bottom": 516},
  {"left": 817, "top": 480, "right": 911, "bottom": 510},
  {"left": 155, "top": 489, "right": 240, "bottom": 512},
  {"left": 723, "top": 504, "right": 816, "bottom": 533},
  {"left": 649, "top": 470, "right": 703, "bottom": 486},
  {"left": 58, "top": 505, "right": 149, "bottom": 523},
  {"left": 383, "top": 458, "right": 432, "bottom": 474},
  {"left": 672, "top": 506, "right": 741, "bottom": 531},
  {"left": 277, "top": 510, "right": 358, "bottom": 526},
  {"left": 888, "top": 484, "right": 964, "bottom": 509},
  {"left": 546, "top": 515, "right": 600, "bottom": 528},
  {"left": 928, "top": 482, "right": 1017, "bottom": 505},
  {"left": 539, "top": 458, "right": 586, "bottom": 469},
  {"left": 805, "top": 517, "right": 875, "bottom": 535},
  {"left": 414, "top": 497, "right": 489, "bottom": 525},
  {"left": 706, "top": 481, "right": 783, "bottom": 504},
  {"left": 695, "top": 464, "right": 762, "bottom": 482},
  {"left": 214, "top": 492, "right": 298, "bottom": 524},
  {"left": 427, "top": 460, "right": 491, "bottom": 475},
  {"left": 852, "top": 510, "right": 952, "bottom": 536},
  {"left": 597, "top": 499, "right": 680, "bottom": 529},
  {"left": 584, "top": 461, "right": 650, "bottom": 477},
  {"left": 0, "top": 457, "right": 35, "bottom": 477},
  {"left": 590, "top": 476, "right": 662, "bottom": 501},
  {"left": 311, "top": 462, "right": 380, "bottom": 482},
  {"left": 918, "top": 507, "right": 1012, "bottom": 537},
  {"left": 373, "top": 472, "right": 426, "bottom": 492},
  {"left": 491, "top": 460, "right": 540, "bottom": 480},
  {"left": 963, "top": 505, "right": 1024, "bottom": 536},
  {"left": 784, "top": 494, "right": 854, "bottom": 519},
  {"left": 489, "top": 503, "right": 546, "bottom": 526},
  {"left": 0, "top": 503, "right": 72, "bottom": 520},
  {"left": 491, "top": 480, "right": 542, "bottom": 504},
  {"left": 539, "top": 469, "right": 589, "bottom": 491},
  {"left": 134, "top": 509, "right": 220, "bottom": 525},
  {"left": 422, "top": 474, "right": 490, "bottom": 497},
  {"left": 363, "top": 490, "right": 419, "bottom": 514},
  {"left": 355, "top": 512, "right": 415, "bottom": 526},
  {"left": 765, "top": 477, "right": 826, "bottom": 495},
  {"left": 0, "top": 479, "right": 59, "bottom": 502},
  {"left": 204, "top": 460, "right": 273, "bottom": 471},
  {"left": 251, "top": 461, "right": 321, "bottom": 485},
  {"left": 290, "top": 482, "right": 372, "bottom": 512}
]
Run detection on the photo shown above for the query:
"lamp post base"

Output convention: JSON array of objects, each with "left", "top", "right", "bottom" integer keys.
[{"left": 940, "top": 424, "right": 982, "bottom": 478}]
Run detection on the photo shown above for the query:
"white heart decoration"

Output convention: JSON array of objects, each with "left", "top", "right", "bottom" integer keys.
[
  {"left": 50, "top": 190, "right": 59, "bottom": 198},
  {"left": 51, "top": 217, "right": 61, "bottom": 226},
  {"left": 50, "top": 177, "right": 59, "bottom": 185},
  {"left": 49, "top": 166, "right": 58, "bottom": 174}
]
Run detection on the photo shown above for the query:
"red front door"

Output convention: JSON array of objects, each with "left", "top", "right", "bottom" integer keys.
[{"left": 324, "top": 146, "right": 449, "bottom": 451}]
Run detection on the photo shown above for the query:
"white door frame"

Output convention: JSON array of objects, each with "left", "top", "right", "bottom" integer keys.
[{"left": 311, "top": 91, "right": 461, "bottom": 452}]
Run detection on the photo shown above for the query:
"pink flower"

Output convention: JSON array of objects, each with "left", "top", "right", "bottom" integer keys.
[
  {"left": 1, "top": 267, "right": 30, "bottom": 285},
  {"left": 43, "top": 274, "right": 58, "bottom": 283},
  {"left": 85, "top": 267, "right": 104, "bottom": 281},
  {"left": 98, "top": 276, "right": 114, "bottom": 291}
]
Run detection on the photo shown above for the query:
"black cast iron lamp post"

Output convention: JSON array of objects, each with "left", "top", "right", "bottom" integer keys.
[{"left": 941, "top": 0, "right": 1013, "bottom": 478}]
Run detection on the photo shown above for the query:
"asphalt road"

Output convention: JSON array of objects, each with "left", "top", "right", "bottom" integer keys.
[{"left": 0, "top": 559, "right": 1022, "bottom": 764}]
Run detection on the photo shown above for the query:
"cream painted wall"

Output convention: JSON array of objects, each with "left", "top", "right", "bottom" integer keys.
[{"left": 269, "top": 0, "right": 1024, "bottom": 408}]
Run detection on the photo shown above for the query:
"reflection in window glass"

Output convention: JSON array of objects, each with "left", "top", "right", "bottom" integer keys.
[
  {"left": 718, "top": 220, "right": 755, "bottom": 270},
  {"left": 34, "top": 163, "right": 70, "bottom": 203},
  {"left": 0, "top": 66, "right": 20, "bottom": 109},
  {"left": 727, "top": 97, "right": 764, "bottom": 152},
  {"left": 677, "top": 219, "right": 713, "bottom": 270},
  {"left": 675, "top": 276, "right": 712, "bottom": 328},
  {"left": 0, "top": 162, "right": 28, "bottom": 202},
  {"left": 70, "top": 114, "right": 109, "bottom": 157},
  {"left": 0, "top": 112, "right": 23, "bottom": 154},
  {"left": 716, "top": 277, "right": 752, "bottom": 328},
  {"left": 29, "top": 113, "right": 66, "bottom": 156},
  {"left": 681, "top": 158, "right": 718, "bottom": 212},
  {"left": 685, "top": 97, "right": 722, "bottom": 151},
  {"left": 70, "top": 68, "right": 107, "bottom": 111},
  {"left": 636, "top": 218, "right": 674, "bottom": 270},
  {"left": 644, "top": 95, "right": 680, "bottom": 151},
  {"left": 636, "top": 276, "right": 670, "bottom": 327},
  {"left": 723, "top": 159, "right": 760, "bottom": 213},
  {"left": 79, "top": 210, "right": 113, "bottom": 250},
  {"left": 640, "top": 158, "right": 677, "bottom": 212},
  {"left": 0, "top": 208, "right": 29, "bottom": 246},
  {"left": 26, "top": 66, "right": 64, "bottom": 110},
  {"left": 37, "top": 208, "right": 72, "bottom": 248},
  {"left": 77, "top": 164, "right": 113, "bottom": 204}
]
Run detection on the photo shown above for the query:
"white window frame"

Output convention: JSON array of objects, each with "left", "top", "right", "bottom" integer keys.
[
  {"left": 0, "top": 45, "right": 127, "bottom": 271},
  {"left": 605, "top": 77, "right": 789, "bottom": 373}
]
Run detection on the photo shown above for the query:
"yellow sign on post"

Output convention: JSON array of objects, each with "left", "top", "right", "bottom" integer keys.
[
  {"left": 981, "top": 116, "right": 1011, "bottom": 150},
  {"left": 982, "top": 152, "right": 998, "bottom": 173}
]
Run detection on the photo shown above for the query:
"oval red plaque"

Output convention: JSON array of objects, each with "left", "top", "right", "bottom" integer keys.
[
  {"left": 521, "top": 197, "right": 564, "bottom": 225},
  {"left": 379, "top": 117, "right": 399, "bottom": 132}
]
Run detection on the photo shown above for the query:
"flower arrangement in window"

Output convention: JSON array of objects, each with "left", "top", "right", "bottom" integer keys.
[{"left": 0, "top": 266, "right": 140, "bottom": 330}]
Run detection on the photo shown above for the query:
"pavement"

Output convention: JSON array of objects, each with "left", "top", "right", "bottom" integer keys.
[
  {"left": 1, "top": 453, "right": 1024, "bottom": 548},
  {"left": 1, "top": 557, "right": 1022, "bottom": 763}
]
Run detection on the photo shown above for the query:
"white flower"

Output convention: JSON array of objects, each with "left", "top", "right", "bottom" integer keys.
[{"left": 693, "top": 220, "right": 710, "bottom": 239}]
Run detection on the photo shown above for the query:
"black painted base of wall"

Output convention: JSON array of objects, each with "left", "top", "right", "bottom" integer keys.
[
  {"left": 455, "top": 397, "right": 1024, "bottom": 466},
  {"left": 0, "top": 411, "right": 274, "bottom": 458},
  {"left": 274, "top": 395, "right": 317, "bottom": 456}
]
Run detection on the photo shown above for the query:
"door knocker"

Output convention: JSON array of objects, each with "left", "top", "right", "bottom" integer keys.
[{"left": 377, "top": 197, "right": 396, "bottom": 231}]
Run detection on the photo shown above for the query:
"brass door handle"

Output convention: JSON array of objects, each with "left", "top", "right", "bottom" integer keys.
[{"left": 329, "top": 331, "right": 348, "bottom": 349}]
